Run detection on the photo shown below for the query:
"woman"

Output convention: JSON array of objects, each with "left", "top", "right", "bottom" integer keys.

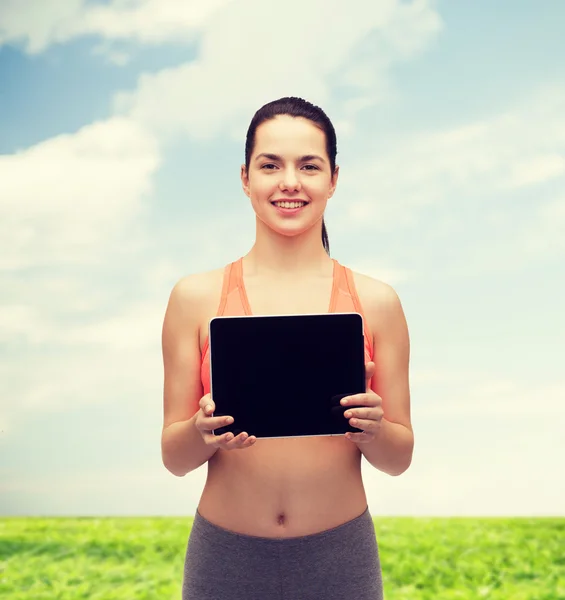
[{"left": 161, "top": 97, "right": 413, "bottom": 600}]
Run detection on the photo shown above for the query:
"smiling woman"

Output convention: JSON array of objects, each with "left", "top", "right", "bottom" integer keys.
[
  {"left": 242, "top": 97, "right": 338, "bottom": 255},
  {"left": 161, "top": 96, "right": 413, "bottom": 600}
]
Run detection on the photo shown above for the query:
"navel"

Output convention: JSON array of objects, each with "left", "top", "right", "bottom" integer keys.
[{"left": 276, "top": 512, "right": 287, "bottom": 526}]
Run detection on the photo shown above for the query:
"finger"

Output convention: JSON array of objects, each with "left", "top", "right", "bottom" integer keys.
[
  {"left": 200, "top": 396, "right": 215, "bottom": 414},
  {"left": 202, "top": 429, "right": 230, "bottom": 447},
  {"left": 344, "top": 407, "right": 374, "bottom": 420},
  {"left": 206, "top": 415, "right": 234, "bottom": 430},
  {"left": 341, "top": 393, "right": 377, "bottom": 408},
  {"left": 345, "top": 431, "right": 372, "bottom": 444},
  {"left": 196, "top": 412, "right": 231, "bottom": 432},
  {"left": 223, "top": 431, "right": 257, "bottom": 449},
  {"left": 348, "top": 417, "right": 380, "bottom": 431},
  {"left": 209, "top": 430, "right": 235, "bottom": 446}
]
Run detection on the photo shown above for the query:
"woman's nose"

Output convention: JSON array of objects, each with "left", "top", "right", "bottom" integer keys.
[{"left": 279, "top": 168, "right": 301, "bottom": 191}]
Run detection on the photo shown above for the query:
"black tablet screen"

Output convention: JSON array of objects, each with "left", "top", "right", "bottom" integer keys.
[{"left": 209, "top": 313, "right": 366, "bottom": 439}]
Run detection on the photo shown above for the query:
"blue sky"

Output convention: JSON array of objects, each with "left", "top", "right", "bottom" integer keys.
[{"left": 1, "top": 0, "right": 564, "bottom": 516}]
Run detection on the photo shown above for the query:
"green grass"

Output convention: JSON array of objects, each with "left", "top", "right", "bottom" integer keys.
[{"left": 1, "top": 516, "right": 564, "bottom": 599}]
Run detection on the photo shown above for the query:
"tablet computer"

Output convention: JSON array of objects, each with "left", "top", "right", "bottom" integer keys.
[{"left": 209, "top": 312, "right": 367, "bottom": 439}]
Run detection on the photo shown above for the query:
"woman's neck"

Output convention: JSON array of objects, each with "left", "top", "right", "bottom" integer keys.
[{"left": 244, "top": 223, "right": 333, "bottom": 277}]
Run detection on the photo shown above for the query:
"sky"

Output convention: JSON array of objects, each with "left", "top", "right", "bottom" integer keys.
[{"left": 1, "top": 0, "right": 564, "bottom": 517}]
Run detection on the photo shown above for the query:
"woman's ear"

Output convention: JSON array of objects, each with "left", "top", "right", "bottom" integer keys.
[
  {"left": 328, "top": 164, "right": 339, "bottom": 198},
  {"left": 241, "top": 164, "right": 251, "bottom": 198}
]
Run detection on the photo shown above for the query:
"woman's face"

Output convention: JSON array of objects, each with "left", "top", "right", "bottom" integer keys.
[{"left": 241, "top": 114, "right": 338, "bottom": 238}]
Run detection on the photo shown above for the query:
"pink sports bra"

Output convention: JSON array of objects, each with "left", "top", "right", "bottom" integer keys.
[{"left": 200, "top": 257, "right": 374, "bottom": 395}]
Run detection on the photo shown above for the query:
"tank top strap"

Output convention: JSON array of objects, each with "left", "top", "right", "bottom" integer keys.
[
  {"left": 200, "top": 258, "right": 246, "bottom": 369},
  {"left": 330, "top": 260, "right": 374, "bottom": 360},
  {"left": 217, "top": 257, "right": 251, "bottom": 316},
  {"left": 343, "top": 265, "right": 365, "bottom": 316},
  {"left": 329, "top": 259, "right": 355, "bottom": 310},
  {"left": 217, "top": 260, "right": 235, "bottom": 315}
]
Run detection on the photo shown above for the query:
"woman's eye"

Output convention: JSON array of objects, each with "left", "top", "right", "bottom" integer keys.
[{"left": 260, "top": 163, "right": 318, "bottom": 171}]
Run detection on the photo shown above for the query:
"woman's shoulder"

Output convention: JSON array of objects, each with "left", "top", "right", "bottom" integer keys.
[
  {"left": 347, "top": 265, "right": 404, "bottom": 327},
  {"left": 345, "top": 263, "right": 398, "bottom": 299},
  {"left": 168, "top": 264, "right": 227, "bottom": 315}
]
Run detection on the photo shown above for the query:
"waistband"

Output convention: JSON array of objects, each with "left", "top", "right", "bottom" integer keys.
[{"left": 192, "top": 505, "right": 373, "bottom": 549}]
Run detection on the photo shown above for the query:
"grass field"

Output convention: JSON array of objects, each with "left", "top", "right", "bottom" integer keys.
[{"left": 1, "top": 516, "right": 564, "bottom": 599}]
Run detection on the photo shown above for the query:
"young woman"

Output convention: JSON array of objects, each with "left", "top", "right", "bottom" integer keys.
[{"left": 161, "top": 97, "right": 413, "bottom": 600}]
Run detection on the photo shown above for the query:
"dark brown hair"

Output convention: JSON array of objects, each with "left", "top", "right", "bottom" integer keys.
[{"left": 244, "top": 97, "right": 337, "bottom": 255}]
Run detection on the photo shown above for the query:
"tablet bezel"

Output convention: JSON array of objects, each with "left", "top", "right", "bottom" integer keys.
[{"left": 208, "top": 312, "right": 367, "bottom": 440}]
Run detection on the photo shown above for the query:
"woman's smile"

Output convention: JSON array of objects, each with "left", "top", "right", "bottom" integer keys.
[{"left": 271, "top": 199, "right": 310, "bottom": 216}]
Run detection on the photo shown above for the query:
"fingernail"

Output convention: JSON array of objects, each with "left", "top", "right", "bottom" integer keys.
[
  {"left": 205, "top": 405, "right": 212, "bottom": 413},
  {"left": 344, "top": 411, "right": 352, "bottom": 418},
  {"left": 341, "top": 399, "right": 348, "bottom": 405}
]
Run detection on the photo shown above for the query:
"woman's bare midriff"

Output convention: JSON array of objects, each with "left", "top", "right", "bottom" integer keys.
[
  {"left": 198, "top": 437, "right": 368, "bottom": 538},
  {"left": 195, "top": 263, "right": 370, "bottom": 539}
]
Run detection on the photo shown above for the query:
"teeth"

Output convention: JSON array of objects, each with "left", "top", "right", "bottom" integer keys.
[{"left": 274, "top": 201, "right": 306, "bottom": 209}]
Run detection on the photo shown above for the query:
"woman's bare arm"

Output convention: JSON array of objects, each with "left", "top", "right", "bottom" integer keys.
[{"left": 161, "top": 276, "right": 217, "bottom": 476}]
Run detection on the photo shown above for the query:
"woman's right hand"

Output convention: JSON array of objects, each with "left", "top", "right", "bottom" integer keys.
[{"left": 195, "top": 394, "right": 257, "bottom": 450}]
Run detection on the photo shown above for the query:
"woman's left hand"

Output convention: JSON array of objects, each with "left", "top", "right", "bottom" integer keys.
[{"left": 341, "top": 362, "right": 384, "bottom": 444}]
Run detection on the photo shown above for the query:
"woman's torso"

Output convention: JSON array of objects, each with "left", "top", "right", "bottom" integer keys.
[{"left": 195, "top": 256, "right": 375, "bottom": 538}]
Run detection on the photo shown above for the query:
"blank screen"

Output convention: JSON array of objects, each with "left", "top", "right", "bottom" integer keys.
[{"left": 209, "top": 313, "right": 366, "bottom": 439}]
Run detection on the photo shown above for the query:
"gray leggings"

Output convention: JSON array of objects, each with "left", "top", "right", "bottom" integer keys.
[{"left": 182, "top": 505, "right": 383, "bottom": 600}]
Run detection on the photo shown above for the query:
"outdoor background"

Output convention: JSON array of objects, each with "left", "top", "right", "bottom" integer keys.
[{"left": 1, "top": 0, "right": 564, "bottom": 519}]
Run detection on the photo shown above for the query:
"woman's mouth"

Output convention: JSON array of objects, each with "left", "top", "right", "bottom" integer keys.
[{"left": 271, "top": 200, "right": 309, "bottom": 215}]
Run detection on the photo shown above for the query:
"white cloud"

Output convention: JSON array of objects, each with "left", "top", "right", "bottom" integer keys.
[
  {"left": 412, "top": 370, "right": 565, "bottom": 418},
  {"left": 525, "top": 196, "right": 565, "bottom": 255},
  {"left": 0, "top": 210, "right": 254, "bottom": 432},
  {"left": 0, "top": 293, "right": 168, "bottom": 441},
  {"left": 346, "top": 259, "right": 411, "bottom": 286},
  {"left": 0, "top": 464, "right": 206, "bottom": 515},
  {"left": 0, "top": 0, "right": 234, "bottom": 54},
  {"left": 334, "top": 85, "right": 565, "bottom": 232},
  {"left": 442, "top": 190, "right": 565, "bottom": 275},
  {"left": 0, "top": 114, "right": 164, "bottom": 436},
  {"left": 0, "top": 338, "right": 162, "bottom": 439},
  {"left": 410, "top": 369, "right": 453, "bottom": 385},
  {"left": 0, "top": 0, "right": 82, "bottom": 54},
  {"left": 364, "top": 454, "right": 565, "bottom": 516},
  {"left": 0, "top": 298, "right": 165, "bottom": 349},
  {"left": 456, "top": 380, "right": 565, "bottom": 418},
  {"left": 0, "top": 305, "right": 50, "bottom": 345},
  {"left": 59, "top": 301, "right": 166, "bottom": 350},
  {"left": 91, "top": 42, "right": 132, "bottom": 66},
  {"left": 0, "top": 117, "right": 160, "bottom": 270},
  {"left": 3, "top": 428, "right": 564, "bottom": 516},
  {"left": 0, "top": 417, "right": 9, "bottom": 434},
  {"left": 72, "top": 0, "right": 234, "bottom": 44},
  {"left": 113, "top": 0, "right": 441, "bottom": 141},
  {"left": 504, "top": 153, "right": 565, "bottom": 188}
]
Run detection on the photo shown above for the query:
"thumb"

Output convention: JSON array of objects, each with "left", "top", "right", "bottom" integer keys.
[
  {"left": 365, "top": 361, "right": 376, "bottom": 386},
  {"left": 201, "top": 394, "right": 215, "bottom": 414}
]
